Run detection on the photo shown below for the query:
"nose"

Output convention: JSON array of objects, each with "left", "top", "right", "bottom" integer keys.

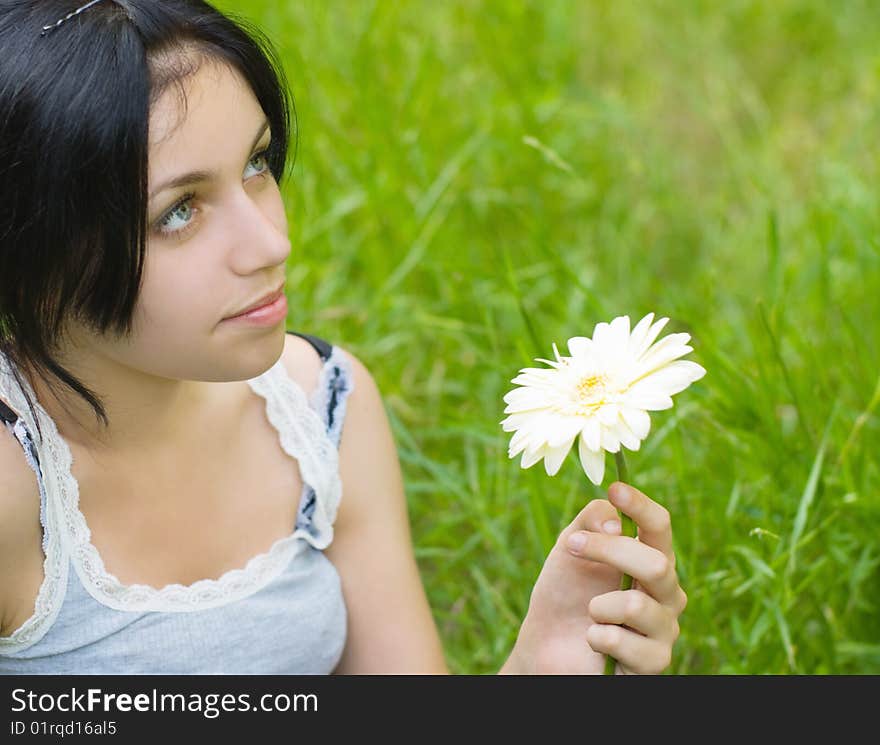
[{"left": 226, "top": 188, "right": 291, "bottom": 272}]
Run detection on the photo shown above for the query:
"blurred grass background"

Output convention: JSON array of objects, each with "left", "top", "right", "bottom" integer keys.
[{"left": 215, "top": 0, "right": 880, "bottom": 674}]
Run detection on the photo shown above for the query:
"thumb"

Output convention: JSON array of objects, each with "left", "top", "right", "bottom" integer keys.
[{"left": 563, "top": 498, "right": 622, "bottom": 544}]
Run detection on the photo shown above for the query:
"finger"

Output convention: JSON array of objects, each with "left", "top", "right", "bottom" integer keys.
[
  {"left": 565, "top": 531, "right": 680, "bottom": 604},
  {"left": 608, "top": 481, "right": 674, "bottom": 558},
  {"left": 588, "top": 590, "right": 680, "bottom": 643},
  {"left": 586, "top": 623, "right": 673, "bottom": 674},
  {"left": 561, "top": 499, "right": 622, "bottom": 550}
]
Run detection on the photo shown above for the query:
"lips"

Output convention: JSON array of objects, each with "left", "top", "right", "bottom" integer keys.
[{"left": 226, "top": 283, "right": 285, "bottom": 319}]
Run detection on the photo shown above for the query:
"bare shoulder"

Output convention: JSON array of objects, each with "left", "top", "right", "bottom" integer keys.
[
  {"left": 278, "top": 331, "right": 370, "bottom": 405},
  {"left": 0, "top": 417, "right": 43, "bottom": 636},
  {"left": 277, "top": 332, "right": 328, "bottom": 395},
  {"left": 277, "top": 332, "right": 383, "bottom": 497},
  {"left": 303, "top": 339, "right": 384, "bottom": 467},
  {"left": 324, "top": 343, "right": 394, "bottom": 544}
]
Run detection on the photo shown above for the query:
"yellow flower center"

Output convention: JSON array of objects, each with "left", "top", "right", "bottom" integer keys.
[
  {"left": 576, "top": 373, "right": 609, "bottom": 405},
  {"left": 553, "top": 372, "right": 611, "bottom": 416}
]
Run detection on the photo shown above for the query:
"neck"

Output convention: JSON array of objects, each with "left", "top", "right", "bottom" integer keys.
[{"left": 22, "top": 354, "right": 232, "bottom": 459}]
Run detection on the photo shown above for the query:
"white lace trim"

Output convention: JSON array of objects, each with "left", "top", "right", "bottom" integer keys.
[
  {"left": 0, "top": 348, "right": 351, "bottom": 626},
  {"left": 0, "top": 419, "right": 69, "bottom": 654}
]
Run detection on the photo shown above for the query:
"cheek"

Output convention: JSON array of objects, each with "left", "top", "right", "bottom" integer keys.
[
  {"left": 133, "top": 261, "right": 220, "bottom": 336},
  {"left": 118, "top": 278, "right": 234, "bottom": 381}
]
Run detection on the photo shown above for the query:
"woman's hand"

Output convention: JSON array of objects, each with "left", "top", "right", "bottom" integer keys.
[{"left": 504, "top": 481, "right": 687, "bottom": 675}]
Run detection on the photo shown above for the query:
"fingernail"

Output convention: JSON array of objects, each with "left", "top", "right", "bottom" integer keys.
[
  {"left": 602, "top": 519, "right": 621, "bottom": 534},
  {"left": 567, "top": 532, "right": 588, "bottom": 552}
]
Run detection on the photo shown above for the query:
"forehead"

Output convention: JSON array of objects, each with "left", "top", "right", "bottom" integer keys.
[{"left": 147, "top": 59, "right": 264, "bottom": 161}]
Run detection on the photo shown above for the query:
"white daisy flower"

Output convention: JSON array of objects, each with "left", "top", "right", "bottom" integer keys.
[{"left": 500, "top": 313, "right": 707, "bottom": 485}]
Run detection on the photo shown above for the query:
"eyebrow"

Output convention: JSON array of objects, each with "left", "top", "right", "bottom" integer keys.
[{"left": 149, "top": 118, "right": 270, "bottom": 201}]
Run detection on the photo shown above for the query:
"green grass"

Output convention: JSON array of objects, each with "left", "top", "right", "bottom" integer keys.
[{"left": 216, "top": 0, "right": 880, "bottom": 674}]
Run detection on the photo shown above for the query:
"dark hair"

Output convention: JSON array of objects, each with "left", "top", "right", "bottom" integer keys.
[{"left": 0, "top": 0, "right": 296, "bottom": 443}]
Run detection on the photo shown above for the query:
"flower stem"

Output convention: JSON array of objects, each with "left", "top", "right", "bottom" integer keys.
[{"left": 603, "top": 450, "right": 636, "bottom": 675}]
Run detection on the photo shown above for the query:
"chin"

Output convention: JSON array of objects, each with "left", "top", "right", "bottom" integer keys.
[
  {"left": 205, "top": 323, "right": 286, "bottom": 382},
  {"left": 238, "top": 325, "right": 287, "bottom": 378}
]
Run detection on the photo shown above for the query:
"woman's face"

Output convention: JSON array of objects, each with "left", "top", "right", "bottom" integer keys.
[{"left": 64, "top": 58, "right": 292, "bottom": 385}]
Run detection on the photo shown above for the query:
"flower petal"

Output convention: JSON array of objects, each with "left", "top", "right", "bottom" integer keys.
[
  {"left": 631, "top": 333, "right": 693, "bottom": 378},
  {"left": 506, "top": 427, "right": 532, "bottom": 456},
  {"left": 620, "top": 406, "right": 651, "bottom": 440},
  {"left": 597, "top": 402, "right": 619, "bottom": 426},
  {"left": 580, "top": 415, "right": 601, "bottom": 451},
  {"left": 503, "top": 388, "right": 554, "bottom": 413},
  {"left": 627, "top": 312, "right": 655, "bottom": 359},
  {"left": 602, "top": 315, "right": 631, "bottom": 349},
  {"left": 520, "top": 443, "right": 547, "bottom": 469},
  {"left": 628, "top": 359, "right": 706, "bottom": 399},
  {"left": 609, "top": 415, "right": 639, "bottom": 450},
  {"left": 591, "top": 321, "right": 611, "bottom": 347},
  {"left": 500, "top": 411, "right": 544, "bottom": 430},
  {"left": 596, "top": 315, "right": 632, "bottom": 372},
  {"left": 567, "top": 336, "right": 602, "bottom": 368},
  {"left": 599, "top": 424, "right": 621, "bottom": 452},
  {"left": 510, "top": 369, "right": 556, "bottom": 387},
  {"left": 526, "top": 410, "right": 570, "bottom": 445},
  {"left": 547, "top": 416, "right": 587, "bottom": 447},
  {"left": 543, "top": 441, "right": 572, "bottom": 476},
  {"left": 566, "top": 336, "right": 592, "bottom": 355},
  {"left": 533, "top": 356, "right": 567, "bottom": 370},
  {"left": 623, "top": 389, "right": 674, "bottom": 410},
  {"left": 631, "top": 316, "right": 670, "bottom": 360},
  {"left": 578, "top": 437, "right": 606, "bottom": 485}
]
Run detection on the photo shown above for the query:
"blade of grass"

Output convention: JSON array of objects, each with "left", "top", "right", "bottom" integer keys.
[
  {"left": 757, "top": 298, "right": 815, "bottom": 446},
  {"left": 501, "top": 241, "right": 543, "bottom": 361},
  {"left": 785, "top": 399, "right": 838, "bottom": 577}
]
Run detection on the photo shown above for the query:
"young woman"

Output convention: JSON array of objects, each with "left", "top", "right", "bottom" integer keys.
[{"left": 0, "top": 0, "right": 686, "bottom": 674}]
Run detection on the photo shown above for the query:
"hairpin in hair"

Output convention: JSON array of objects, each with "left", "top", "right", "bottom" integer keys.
[{"left": 40, "top": 0, "right": 109, "bottom": 37}]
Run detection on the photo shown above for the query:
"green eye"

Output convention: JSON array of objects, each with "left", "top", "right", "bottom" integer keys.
[
  {"left": 248, "top": 150, "right": 271, "bottom": 174},
  {"left": 153, "top": 148, "right": 273, "bottom": 239}
]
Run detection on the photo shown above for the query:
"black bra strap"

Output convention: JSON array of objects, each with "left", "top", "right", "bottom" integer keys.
[
  {"left": 0, "top": 397, "right": 19, "bottom": 425},
  {"left": 285, "top": 330, "right": 332, "bottom": 363}
]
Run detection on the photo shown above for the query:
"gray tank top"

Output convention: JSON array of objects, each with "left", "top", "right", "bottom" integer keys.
[{"left": 0, "top": 331, "right": 354, "bottom": 674}]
